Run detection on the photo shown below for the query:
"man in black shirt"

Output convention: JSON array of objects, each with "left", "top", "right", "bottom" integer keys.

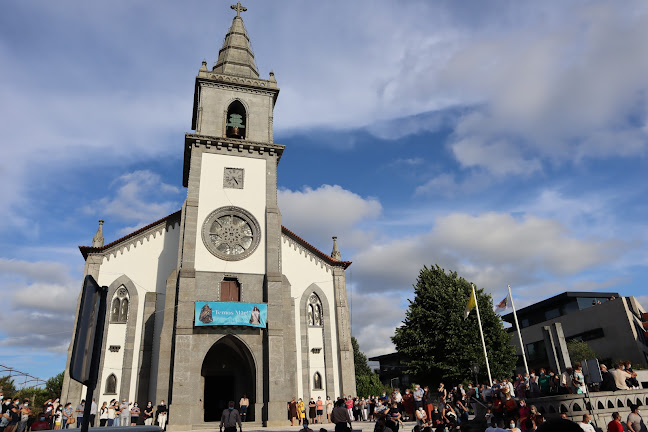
[{"left": 599, "top": 364, "right": 617, "bottom": 392}]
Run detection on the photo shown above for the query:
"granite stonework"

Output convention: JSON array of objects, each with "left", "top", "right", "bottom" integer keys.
[{"left": 61, "top": 4, "right": 355, "bottom": 430}]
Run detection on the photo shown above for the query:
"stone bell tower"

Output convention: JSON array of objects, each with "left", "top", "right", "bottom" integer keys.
[{"left": 158, "top": 2, "right": 297, "bottom": 428}]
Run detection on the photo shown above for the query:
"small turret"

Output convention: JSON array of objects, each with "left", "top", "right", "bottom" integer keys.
[
  {"left": 92, "top": 219, "right": 105, "bottom": 247},
  {"left": 331, "top": 236, "right": 341, "bottom": 260}
]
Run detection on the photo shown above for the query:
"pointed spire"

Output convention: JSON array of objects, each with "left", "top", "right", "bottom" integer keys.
[
  {"left": 212, "top": 3, "right": 259, "bottom": 78},
  {"left": 92, "top": 220, "right": 105, "bottom": 248},
  {"left": 331, "top": 236, "right": 341, "bottom": 260}
]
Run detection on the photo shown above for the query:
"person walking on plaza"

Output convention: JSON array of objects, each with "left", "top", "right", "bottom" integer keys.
[
  {"left": 627, "top": 404, "right": 648, "bottom": 432},
  {"left": 157, "top": 400, "right": 168, "bottom": 430},
  {"left": 239, "top": 395, "right": 249, "bottom": 422},
  {"left": 330, "top": 399, "right": 352, "bottom": 432},
  {"left": 143, "top": 402, "right": 154, "bottom": 426},
  {"left": 219, "top": 401, "right": 242, "bottom": 432},
  {"left": 607, "top": 412, "right": 623, "bottom": 432}
]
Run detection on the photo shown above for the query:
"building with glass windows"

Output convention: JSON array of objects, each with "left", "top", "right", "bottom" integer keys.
[{"left": 503, "top": 292, "right": 648, "bottom": 373}]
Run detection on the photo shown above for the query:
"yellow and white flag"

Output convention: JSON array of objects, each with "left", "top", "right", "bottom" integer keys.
[{"left": 464, "top": 286, "right": 476, "bottom": 319}]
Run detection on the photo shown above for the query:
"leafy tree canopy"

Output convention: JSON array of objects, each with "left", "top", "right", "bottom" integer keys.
[
  {"left": 353, "top": 337, "right": 373, "bottom": 377},
  {"left": 352, "top": 336, "right": 386, "bottom": 397},
  {"left": 567, "top": 341, "right": 597, "bottom": 363},
  {"left": 392, "top": 265, "right": 517, "bottom": 385}
]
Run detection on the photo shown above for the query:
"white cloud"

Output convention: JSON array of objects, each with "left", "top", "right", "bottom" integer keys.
[
  {"left": 0, "top": 258, "right": 78, "bottom": 351},
  {"left": 84, "top": 170, "right": 182, "bottom": 234},
  {"left": 350, "top": 292, "right": 407, "bottom": 357},
  {"left": 278, "top": 184, "right": 381, "bottom": 251},
  {"left": 351, "top": 211, "right": 622, "bottom": 295}
]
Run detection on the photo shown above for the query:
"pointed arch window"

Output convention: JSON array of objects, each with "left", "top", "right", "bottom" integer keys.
[
  {"left": 105, "top": 374, "right": 117, "bottom": 394},
  {"left": 307, "top": 294, "right": 323, "bottom": 327},
  {"left": 313, "top": 372, "right": 323, "bottom": 390},
  {"left": 110, "top": 286, "right": 129, "bottom": 323},
  {"left": 226, "top": 100, "right": 246, "bottom": 139}
]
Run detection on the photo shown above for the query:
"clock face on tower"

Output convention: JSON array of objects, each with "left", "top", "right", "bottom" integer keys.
[
  {"left": 223, "top": 167, "right": 244, "bottom": 189},
  {"left": 201, "top": 206, "right": 260, "bottom": 261}
]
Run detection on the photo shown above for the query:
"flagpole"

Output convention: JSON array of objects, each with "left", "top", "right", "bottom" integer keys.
[
  {"left": 472, "top": 284, "right": 493, "bottom": 386},
  {"left": 509, "top": 284, "right": 529, "bottom": 376}
]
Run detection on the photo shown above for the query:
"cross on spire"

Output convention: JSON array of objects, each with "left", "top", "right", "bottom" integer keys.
[{"left": 230, "top": 2, "right": 247, "bottom": 17}]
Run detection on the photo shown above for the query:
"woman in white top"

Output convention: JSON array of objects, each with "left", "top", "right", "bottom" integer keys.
[
  {"left": 107, "top": 400, "right": 116, "bottom": 427},
  {"left": 507, "top": 419, "right": 521, "bottom": 432},
  {"left": 99, "top": 402, "right": 108, "bottom": 427},
  {"left": 54, "top": 407, "right": 63, "bottom": 430}
]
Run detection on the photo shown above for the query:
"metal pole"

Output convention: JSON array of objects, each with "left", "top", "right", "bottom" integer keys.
[
  {"left": 472, "top": 284, "right": 493, "bottom": 386},
  {"left": 508, "top": 285, "right": 529, "bottom": 376}
]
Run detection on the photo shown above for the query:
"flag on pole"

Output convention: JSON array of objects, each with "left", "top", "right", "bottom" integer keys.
[
  {"left": 464, "top": 286, "right": 476, "bottom": 319},
  {"left": 495, "top": 294, "right": 510, "bottom": 314}
]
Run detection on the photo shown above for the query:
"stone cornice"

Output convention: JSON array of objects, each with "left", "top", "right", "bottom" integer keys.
[
  {"left": 197, "top": 71, "right": 278, "bottom": 91},
  {"left": 183, "top": 133, "right": 285, "bottom": 187},
  {"left": 79, "top": 211, "right": 181, "bottom": 261},
  {"left": 281, "top": 226, "right": 352, "bottom": 272}
]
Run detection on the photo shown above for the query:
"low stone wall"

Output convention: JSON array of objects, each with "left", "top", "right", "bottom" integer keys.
[{"left": 527, "top": 389, "right": 648, "bottom": 427}]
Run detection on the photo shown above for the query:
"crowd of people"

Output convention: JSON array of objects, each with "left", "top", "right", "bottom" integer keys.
[
  {"left": 285, "top": 361, "right": 644, "bottom": 432},
  {"left": 0, "top": 394, "right": 169, "bottom": 431}
]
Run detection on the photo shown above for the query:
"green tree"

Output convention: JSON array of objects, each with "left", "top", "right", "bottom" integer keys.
[
  {"left": 0, "top": 376, "right": 16, "bottom": 395},
  {"left": 392, "top": 265, "right": 516, "bottom": 385},
  {"left": 45, "top": 372, "right": 64, "bottom": 399},
  {"left": 352, "top": 337, "right": 373, "bottom": 377},
  {"left": 356, "top": 374, "right": 385, "bottom": 397},
  {"left": 352, "top": 337, "right": 385, "bottom": 397},
  {"left": 567, "top": 341, "right": 597, "bottom": 362}
]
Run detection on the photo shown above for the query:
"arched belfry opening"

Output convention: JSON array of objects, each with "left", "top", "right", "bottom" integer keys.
[
  {"left": 201, "top": 335, "right": 255, "bottom": 422},
  {"left": 226, "top": 100, "right": 246, "bottom": 139}
]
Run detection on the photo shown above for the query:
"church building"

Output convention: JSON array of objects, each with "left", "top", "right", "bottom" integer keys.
[{"left": 61, "top": 3, "right": 356, "bottom": 428}]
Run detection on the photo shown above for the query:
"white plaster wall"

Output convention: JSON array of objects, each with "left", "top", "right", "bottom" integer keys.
[
  {"left": 97, "top": 223, "right": 180, "bottom": 402},
  {"left": 198, "top": 85, "right": 274, "bottom": 143},
  {"left": 281, "top": 236, "right": 341, "bottom": 396},
  {"left": 308, "top": 327, "right": 327, "bottom": 399},
  {"left": 194, "top": 153, "right": 267, "bottom": 274},
  {"left": 100, "top": 322, "right": 126, "bottom": 402}
]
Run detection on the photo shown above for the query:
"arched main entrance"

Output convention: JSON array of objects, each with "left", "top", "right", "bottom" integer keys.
[{"left": 201, "top": 335, "right": 256, "bottom": 422}]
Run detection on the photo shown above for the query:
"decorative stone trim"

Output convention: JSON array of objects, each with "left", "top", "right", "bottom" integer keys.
[
  {"left": 197, "top": 71, "right": 278, "bottom": 89},
  {"left": 99, "top": 219, "right": 180, "bottom": 261},
  {"left": 185, "top": 134, "right": 284, "bottom": 158},
  {"left": 199, "top": 81, "right": 276, "bottom": 97},
  {"left": 282, "top": 235, "right": 332, "bottom": 273}
]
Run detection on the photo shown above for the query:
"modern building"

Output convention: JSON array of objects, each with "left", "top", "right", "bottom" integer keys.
[
  {"left": 60, "top": 3, "right": 356, "bottom": 428},
  {"left": 503, "top": 292, "right": 648, "bottom": 373},
  {"left": 368, "top": 352, "right": 412, "bottom": 389}
]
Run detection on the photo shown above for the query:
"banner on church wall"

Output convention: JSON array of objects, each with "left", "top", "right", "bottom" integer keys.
[{"left": 194, "top": 301, "right": 267, "bottom": 328}]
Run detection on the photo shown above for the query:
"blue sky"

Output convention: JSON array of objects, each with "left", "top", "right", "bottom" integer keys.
[{"left": 1, "top": 0, "right": 647, "bottom": 383}]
